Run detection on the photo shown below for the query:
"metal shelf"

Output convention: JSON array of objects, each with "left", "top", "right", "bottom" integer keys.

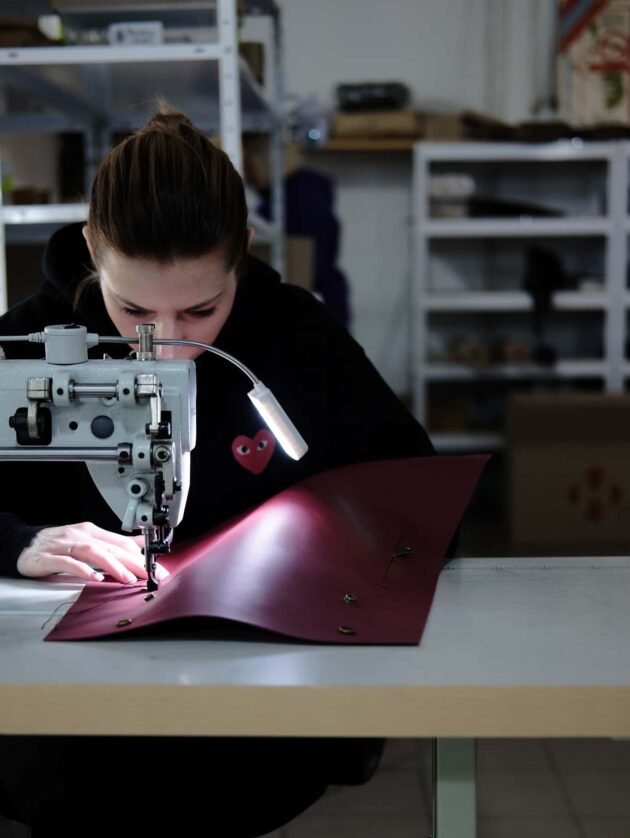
[
  {"left": 423, "top": 291, "right": 607, "bottom": 312},
  {"left": 0, "top": 0, "right": 287, "bottom": 310},
  {"left": 0, "top": 203, "right": 280, "bottom": 245},
  {"left": 425, "top": 360, "right": 606, "bottom": 381},
  {"left": 1, "top": 203, "right": 87, "bottom": 225},
  {"left": 412, "top": 140, "right": 630, "bottom": 429},
  {"left": 0, "top": 54, "right": 280, "bottom": 133},
  {"left": 0, "top": 43, "right": 224, "bottom": 65},
  {"left": 416, "top": 141, "right": 618, "bottom": 162},
  {"left": 312, "top": 138, "right": 415, "bottom": 152},
  {"left": 422, "top": 217, "right": 611, "bottom": 238}
]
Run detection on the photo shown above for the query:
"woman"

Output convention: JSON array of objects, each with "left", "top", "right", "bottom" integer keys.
[{"left": 0, "top": 109, "right": 435, "bottom": 836}]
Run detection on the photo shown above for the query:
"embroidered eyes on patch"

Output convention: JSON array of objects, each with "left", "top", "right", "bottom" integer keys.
[{"left": 236, "top": 439, "right": 269, "bottom": 456}]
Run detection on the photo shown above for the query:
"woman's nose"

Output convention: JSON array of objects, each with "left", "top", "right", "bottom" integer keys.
[{"left": 153, "top": 320, "right": 185, "bottom": 358}]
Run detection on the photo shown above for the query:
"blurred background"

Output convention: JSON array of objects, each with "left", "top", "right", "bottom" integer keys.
[{"left": 1, "top": 0, "right": 629, "bottom": 559}]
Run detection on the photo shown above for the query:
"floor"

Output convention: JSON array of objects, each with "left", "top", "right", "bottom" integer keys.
[{"left": 3, "top": 737, "right": 629, "bottom": 837}]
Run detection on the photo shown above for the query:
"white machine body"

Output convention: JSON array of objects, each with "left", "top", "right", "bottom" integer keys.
[{"left": 0, "top": 338, "right": 196, "bottom": 535}]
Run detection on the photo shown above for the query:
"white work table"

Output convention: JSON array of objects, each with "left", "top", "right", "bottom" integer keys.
[
  {"left": 2, "top": 555, "right": 629, "bottom": 838},
  {"left": 1, "top": 555, "right": 629, "bottom": 739}
]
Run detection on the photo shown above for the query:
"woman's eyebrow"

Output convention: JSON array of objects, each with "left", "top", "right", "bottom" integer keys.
[
  {"left": 112, "top": 291, "right": 223, "bottom": 311},
  {"left": 114, "top": 293, "right": 150, "bottom": 310},
  {"left": 185, "top": 292, "right": 223, "bottom": 311}
]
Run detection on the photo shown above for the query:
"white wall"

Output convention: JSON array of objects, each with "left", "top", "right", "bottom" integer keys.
[
  {"left": 278, "top": 0, "right": 557, "bottom": 393},
  {"left": 280, "top": 0, "right": 491, "bottom": 114}
]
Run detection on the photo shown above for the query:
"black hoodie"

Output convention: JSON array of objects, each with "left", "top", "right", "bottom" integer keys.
[{"left": 0, "top": 223, "right": 435, "bottom": 577}]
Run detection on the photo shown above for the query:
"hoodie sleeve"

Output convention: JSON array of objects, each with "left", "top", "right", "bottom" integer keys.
[
  {"left": 318, "top": 314, "right": 464, "bottom": 558},
  {"left": 315, "top": 300, "right": 435, "bottom": 464},
  {"left": 269, "top": 287, "right": 460, "bottom": 556},
  {"left": 0, "top": 515, "right": 43, "bottom": 577},
  {"left": 328, "top": 333, "right": 435, "bottom": 464}
]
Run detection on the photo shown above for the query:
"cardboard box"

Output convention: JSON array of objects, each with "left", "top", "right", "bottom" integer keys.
[
  {"left": 418, "top": 110, "right": 514, "bottom": 141},
  {"left": 329, "top": 108, "right": 513, "bottom": 142},
  {"left": 54, "top": 1, "right": 178, "bottom": 7},
  {"left": 331, "top": 109, "right": 421, "bottom": 139},
  {"left": 250, "top": 236, "right": 314, "bottom": 292},
  {"left": 508, "top": 393, "right": 630, "bottom": 553},
  {"left": 0, "top": 19, "right": 52, "bottom": 47}
]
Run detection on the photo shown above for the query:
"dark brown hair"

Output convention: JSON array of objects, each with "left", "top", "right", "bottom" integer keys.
[{"left": 87, "top": 107, "right": 248, "bottom": 271}]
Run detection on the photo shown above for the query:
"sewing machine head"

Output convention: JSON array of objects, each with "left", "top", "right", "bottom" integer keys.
[
  {"left": 0, "top": 322, "right": 308, "bottom": 591},
  {"left": 0, "top": 324, "right": 196, "bottom": 590}
]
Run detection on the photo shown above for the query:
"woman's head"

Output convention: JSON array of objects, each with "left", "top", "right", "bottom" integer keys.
[{"left": 83, "top": 106, "right": 250, "bottom": 358}]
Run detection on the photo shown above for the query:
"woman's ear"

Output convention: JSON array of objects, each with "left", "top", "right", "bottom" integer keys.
[{"left": 246, "top": 226, "right": 255, "bottom": 252}]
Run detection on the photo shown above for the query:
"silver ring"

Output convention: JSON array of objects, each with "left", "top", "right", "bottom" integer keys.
[{"left": 67, "top": 543, "right": 75, "bottom": 557}]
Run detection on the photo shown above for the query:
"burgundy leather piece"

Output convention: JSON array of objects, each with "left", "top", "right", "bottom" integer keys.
[{"left": 46, "top": 455, "right": 488, "bottom": 645}]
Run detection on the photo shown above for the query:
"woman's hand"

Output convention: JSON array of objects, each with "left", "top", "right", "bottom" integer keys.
[{"left": 16, "top": 522, "right": 170, "bottom": 584}]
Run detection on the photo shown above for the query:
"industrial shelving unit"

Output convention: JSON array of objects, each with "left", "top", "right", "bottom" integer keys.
[
  {"left": 411, "top": 140, "right": 630, "bottom": 453},
  {"left": 0, "top": 0, "right": 285, "bottom": 311}
]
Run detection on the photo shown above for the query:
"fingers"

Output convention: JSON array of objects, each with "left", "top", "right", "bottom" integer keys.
[
  {"left": 53, "top": 542, "right": 169, "bottom": 584},
  {"left": 16, "top": 522, "right": 170, "bottom": 584},
  {"left": 72, "top": 542, "right": 142, "bottom": 584},
  {"left": 19, "top": 553, "right": 105, "bottom": 582},
  {"left": 68, "top": 542, "right": 169, "bottom": 584},
  {"left": 85, "top": 523, "right": 145, "bottom": 556},
  {"left": 79, "top": 526, "right": 169, "bottom": 581}
]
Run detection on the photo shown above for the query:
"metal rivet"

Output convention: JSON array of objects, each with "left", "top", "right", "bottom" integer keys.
[
  {"left": 144, "top": 593, "right": 156, "bottom": 602},
  {"left": 116, "top": 618, "right": 133, "bottom": 627},
  {"left": 393, "top": 546, "right": 412, "bottom": 558},
  {"left": 343, "top": 593, "right": 358, "bottom": 604},
  {"left": 338, "top": 625, "right": 356, "bottom": 635}
]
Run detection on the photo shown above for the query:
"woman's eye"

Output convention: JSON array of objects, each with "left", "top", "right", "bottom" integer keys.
[
  {"left": 120, "top": 306, "right": 216, "bottom": 318},
  {"left": 188, "top": 308, "right": 217, "bottom": 319}
]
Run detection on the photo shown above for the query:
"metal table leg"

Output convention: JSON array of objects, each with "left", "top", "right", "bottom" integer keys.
[{"left": 432, "top": 738, "right": 476, "bottom": 838}]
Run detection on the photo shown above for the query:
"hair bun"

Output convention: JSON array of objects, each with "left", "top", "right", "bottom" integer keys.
[
  {"left": 89, "top": 105, "right": 248, "bottom": 271},
  {"left": 145, "top": 99, "right": 194, "bottom": 132}
]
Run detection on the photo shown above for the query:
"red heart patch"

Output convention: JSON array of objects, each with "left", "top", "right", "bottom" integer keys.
[{"left": 231, "top": 429, "right": 276, "bottom": 475}]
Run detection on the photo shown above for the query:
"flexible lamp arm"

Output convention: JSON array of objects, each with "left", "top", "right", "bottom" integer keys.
[{"left": 103, "top": 336, "right": 308, "bottom": 461}]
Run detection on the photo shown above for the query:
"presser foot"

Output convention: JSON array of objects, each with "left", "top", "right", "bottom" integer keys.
[{"left": 145, "top": 557, "right": 159, "bottom": 592}]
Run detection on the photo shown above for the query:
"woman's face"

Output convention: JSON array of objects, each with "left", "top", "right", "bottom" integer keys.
[{"left": 93, "top": 243, "right": 238, "bottom": 361}]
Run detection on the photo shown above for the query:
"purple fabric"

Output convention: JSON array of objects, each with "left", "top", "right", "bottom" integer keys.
[{"left": 46, "top": 455, "right": 488, "bottom": 645}]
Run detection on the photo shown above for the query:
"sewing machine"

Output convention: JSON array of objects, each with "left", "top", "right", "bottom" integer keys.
[
  {"left": 0, "top": 323, "right": 307, "bottom": 591},
  {"left": 0, "top": 323, "right": 194, "bottom": 590}
]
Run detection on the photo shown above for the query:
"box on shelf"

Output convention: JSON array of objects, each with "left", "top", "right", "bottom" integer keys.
[
  {"left": 329, "top": 107, "right": 513, "bottom": 143},
  {"left": 107, "top": 21, "right": 163, "bottom": 45},
  {"left": 10, "top": 187, "right": 51, "bottom": 204},
  {"left": 54, "top": 1, "right": 218, "bottom": 44},
  {"left": 427, "top": 391, "right": 470, "bottom": 433},
  {"left": 508, "top": 393, "right": 630, "bottom": 554},
  {"left": 0, "top": 19, "right": 52, "bottom": 47},
  {"left": 418, "top": 110, "right": 514, "bottom": 142},
  {"left": 251, "top": 236, "right": 314, "bottom": 292},
  {"left": 54, "top": 0, "right": 178, "bottom": 7},
  {"left": 331, "top": 109, "right": 421, "bottom": 139}
]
